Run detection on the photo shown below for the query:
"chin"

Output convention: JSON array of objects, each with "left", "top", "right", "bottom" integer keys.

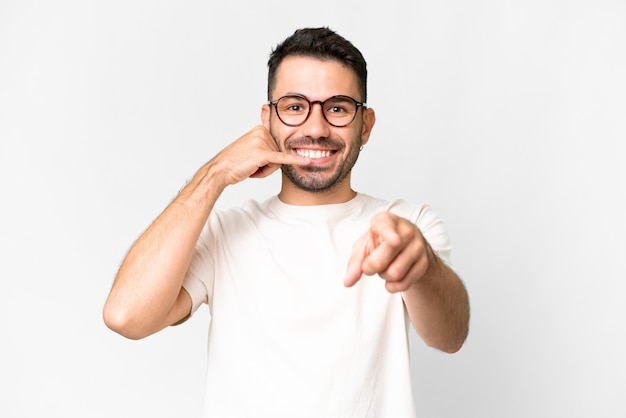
[{"left": 283, "top": 166, "right": 350, "bottom": 193}]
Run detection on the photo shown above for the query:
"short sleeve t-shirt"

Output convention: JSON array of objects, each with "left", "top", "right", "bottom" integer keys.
[{"left": 183, "top": 193, "right": 452, "bottom": 418}]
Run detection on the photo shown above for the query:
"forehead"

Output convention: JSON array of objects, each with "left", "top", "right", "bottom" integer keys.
[{"left": 273, "top": 56, "right": 361, "bottom": 101}]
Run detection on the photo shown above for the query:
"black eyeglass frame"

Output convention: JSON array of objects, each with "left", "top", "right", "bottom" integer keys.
[{"left": 268, "top": 94, "right": 367, "bottom": 127}]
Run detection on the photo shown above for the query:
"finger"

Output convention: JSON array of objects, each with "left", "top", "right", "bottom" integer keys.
[
  {"left": 344, "top": 233, "right": 374, "bottom": 287},
  {"left": 378, "top": 241, "right": 423, "bottom": 283},
  {"left": 368, "top": 213, "right": 404, "bottom": 247},
  {"left": 249, "top": 151, "right": 310, "bottom": 179},
  {"left": 359, "top": 215, "right": 407, "bottom": 276},
  {"left": 364, "top": 213, "right": 430, "bottom": 284},
  {"left": 384, "top": 250, "right": 430, "bottom": 293},
  {"left": 249, "top": 163, "right": 281, "bottom": 179},
  {"left": 343, "top": 257, "right": 363, "bottom": 288},
  {"left": 251, "top": 126, "right": 311, "bottom": 167},
  {"left": 274, "top": 152, "right": 311, "bottom": 166},
  {"left": 360, "top": 240, "right": 399, "bottom": 276}
]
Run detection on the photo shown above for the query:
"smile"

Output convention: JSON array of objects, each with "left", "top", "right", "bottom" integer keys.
[{"left": 294, "top": 149, "right": 335, "bottom": 159}]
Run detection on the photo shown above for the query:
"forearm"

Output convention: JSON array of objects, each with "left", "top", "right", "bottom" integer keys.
[
  {"left": 103, "top": 162, "right": 225, "bottom": 339},
  {"left": 402, "top": 246, "right": 470, "bottom": 353}
]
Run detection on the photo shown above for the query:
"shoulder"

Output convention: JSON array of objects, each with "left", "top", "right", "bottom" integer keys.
[
  {"left": 199, "top": 197, "right": 281, "bottom": 240},
  {"left": 359, "top": 194, "right": 431, "bottom": 224}
]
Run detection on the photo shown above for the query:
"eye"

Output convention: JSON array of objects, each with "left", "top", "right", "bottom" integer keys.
[
  {"left": 325, "top": 98, "right": 355, "bottom": 114},
  {"left": 278, "top": 96, "right": 308, "bottom": 114},
  {"left": 286, "top": 104, "right": 305, "bottom": 112},
  {"left": 327, "top": 105, "right": 347, "bottom": 113}
]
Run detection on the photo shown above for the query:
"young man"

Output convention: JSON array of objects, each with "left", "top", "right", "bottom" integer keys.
[{"left": 104, "top": 27, "right": 469, "bottom": 418}]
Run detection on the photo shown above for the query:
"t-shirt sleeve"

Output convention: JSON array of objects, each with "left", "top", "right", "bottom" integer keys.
[
  {"left": 182, "top": 218, "right": 217, "bottom": 315},
  {"left": 413, "top": 204, "right": 453, "bottom": 266}
]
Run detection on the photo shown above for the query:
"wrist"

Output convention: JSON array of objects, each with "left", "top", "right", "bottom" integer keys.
[
  {"left": 194, "top": 159, "right": 230, "bottom": 192},
  {"left": 174, "top": 161, "right": 227, "bottom": 213},
  {"left": 408, "top": 240, "right": 441, "bottom": 292}
]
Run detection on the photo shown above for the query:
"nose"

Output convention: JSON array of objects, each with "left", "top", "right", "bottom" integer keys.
[{"left": 301, "top": 102, "right": 331, "bottom": 138}]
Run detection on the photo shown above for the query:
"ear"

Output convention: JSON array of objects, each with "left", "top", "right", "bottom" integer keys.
[
  {"left": 360, "top": 107, "right": 376, "bottom": 146},
  {"left": 261, "top": 104, "right": 271, "bottom": 130}
]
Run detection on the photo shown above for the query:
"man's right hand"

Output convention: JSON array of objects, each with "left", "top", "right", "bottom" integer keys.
[{"left": 208, "top": 125, "right": 310, "bottom": 188}]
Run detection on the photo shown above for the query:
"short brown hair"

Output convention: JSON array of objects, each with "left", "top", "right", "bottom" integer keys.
[{"left": 267, "top": 27, "right": 367, "bottom": 102}]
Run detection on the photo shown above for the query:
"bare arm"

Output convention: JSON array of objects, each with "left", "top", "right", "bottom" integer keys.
[
  {"left": 103, "top": 126, "right": 310, "bottom": 339},
  {"left": 344, "top": 212, "right": 469, "bottom": 353},
  {"left": 400, "top": 244, "right": 469, "bottom": 353}
]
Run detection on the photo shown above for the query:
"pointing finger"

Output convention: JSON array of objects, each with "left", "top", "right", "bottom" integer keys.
[{"left": 344, "top": 233, "right": 374, "bottom": 287}]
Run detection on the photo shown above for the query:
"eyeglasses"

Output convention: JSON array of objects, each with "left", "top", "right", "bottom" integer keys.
[{"left": 268, "top": 94, "right": 366, "bottom": 127}]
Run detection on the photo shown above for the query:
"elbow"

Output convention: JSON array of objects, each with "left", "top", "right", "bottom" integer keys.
[
  {"left": 436, "top": 325, "right": 469, "bottom": 354},
  {"left": 437, "top": 338, "right": 466, "bottom": 354},
  {"left": 102, "top": 303, "right": 150, "bottom": 340},
  {"left": 426, "top": 335, "right": 466, "bottom": 354},
  {"left": 424, "top": 321, "right": 469, "bottom": 354}
]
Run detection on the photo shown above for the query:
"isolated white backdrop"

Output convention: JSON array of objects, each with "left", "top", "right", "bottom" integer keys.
[{"left": 1, "top": 1, "right": 624, "bottom": 417}]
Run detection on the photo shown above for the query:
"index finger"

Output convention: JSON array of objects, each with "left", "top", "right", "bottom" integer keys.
[
  {"left": 344, "top": 250, "right": 365, "bottom": 288},
  {"left": 344, "top": 232, "right": 375, "bottom": 287}
]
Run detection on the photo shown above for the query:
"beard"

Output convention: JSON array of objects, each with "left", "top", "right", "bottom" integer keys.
[{"left": 276, "top": 133, "right": 363, "bottom": 193}]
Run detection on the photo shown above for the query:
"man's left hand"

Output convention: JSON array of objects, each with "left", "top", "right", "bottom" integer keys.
[{"left": 344, "top": 212, "right": 433, "bottom": 293}]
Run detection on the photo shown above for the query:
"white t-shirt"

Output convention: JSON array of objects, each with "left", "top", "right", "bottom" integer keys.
[{"left": 183, "top": 193, "right": 452, "bottom": 418}]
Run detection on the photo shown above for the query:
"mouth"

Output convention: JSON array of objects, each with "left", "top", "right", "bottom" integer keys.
[{"left": 293, "top": 148, "right": 337, "bottom": 160}]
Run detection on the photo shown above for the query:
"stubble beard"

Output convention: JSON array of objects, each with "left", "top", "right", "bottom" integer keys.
[{"left": 274, "top": 132, "right": 363, "bottom": 193}]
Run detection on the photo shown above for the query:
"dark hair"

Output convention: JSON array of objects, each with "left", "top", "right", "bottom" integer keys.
[{"left": 267, "top": 27, "right": 367, "bottom": 102}]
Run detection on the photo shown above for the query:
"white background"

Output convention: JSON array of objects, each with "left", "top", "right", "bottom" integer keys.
[{"left": 1, "top": 1, "right": 624, "bottom": 417}]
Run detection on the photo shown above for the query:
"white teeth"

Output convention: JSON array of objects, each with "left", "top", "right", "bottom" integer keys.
[{"left": 296, "top": 149, "right": 332, "bottom": 159}]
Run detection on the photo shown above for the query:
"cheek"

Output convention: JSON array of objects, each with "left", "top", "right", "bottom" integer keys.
[
  {"left": 268, "top": 121, "right": 294, "bottom": 150},
  {"left": 345, "top": 126, "right": 363, "bottom": 147}
]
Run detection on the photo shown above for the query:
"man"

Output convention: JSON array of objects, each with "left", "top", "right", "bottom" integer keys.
[{"left": 104, "top": 27, "right": 469, "bottom": 417}]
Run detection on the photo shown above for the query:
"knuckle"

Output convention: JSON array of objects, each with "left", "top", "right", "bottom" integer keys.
[
  {"left": 385, "top": 281, "right": 403, "bottom": 294},
  {"left": 367, "top": 257, "right": 387, "bottom": 272},
  {"left": 371, "top": 211, "right": 393, "bottom": 226},
  {"left": 385, "top": 265, "right": 404, "bottom": 282}
]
